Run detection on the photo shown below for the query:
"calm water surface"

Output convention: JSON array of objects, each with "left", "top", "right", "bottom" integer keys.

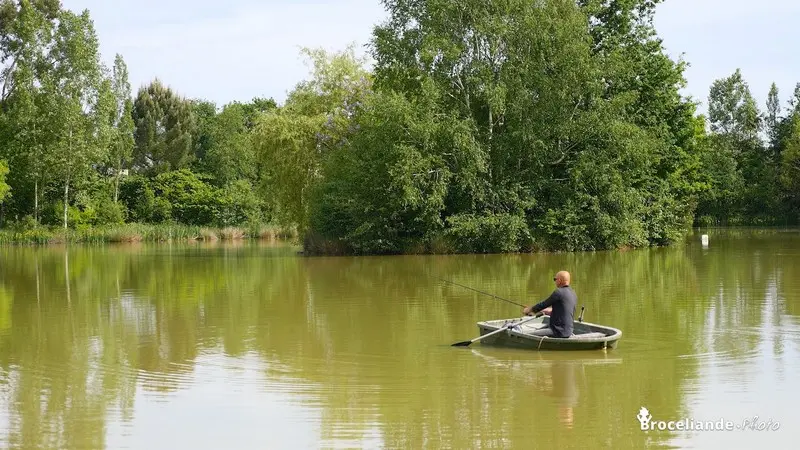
[{"left": 1, "top": 229, "right": 799, "bottom": 449}]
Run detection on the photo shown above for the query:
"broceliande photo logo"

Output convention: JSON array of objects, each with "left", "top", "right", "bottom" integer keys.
[{"left": 637, "top": 407, "right": 780, "bottom": 432}]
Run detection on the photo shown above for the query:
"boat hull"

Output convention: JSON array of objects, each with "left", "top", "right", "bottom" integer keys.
[{"left": 477, "top": 316, "right": 622, "bottom": 351}]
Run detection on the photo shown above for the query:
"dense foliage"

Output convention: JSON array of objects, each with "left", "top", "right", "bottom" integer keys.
[
  {"left": 0, "top": 0, "right": 271, "bottom": 230},
  {"left": 695, "top": 70, "right": 800, "bottom": 226},
  {"left": 307, "top": 0, "right": 708, "bottom": 253},
  {"left": 0, "top": 0, "right": 798, "bottom": 251},
  {"left": 0, "top": 159, "right": 9, "bottom": 204}
]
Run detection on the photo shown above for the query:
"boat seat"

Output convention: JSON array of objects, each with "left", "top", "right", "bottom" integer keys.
[{"left": 570, "top": 332, "right": 607, "bottom": 339}]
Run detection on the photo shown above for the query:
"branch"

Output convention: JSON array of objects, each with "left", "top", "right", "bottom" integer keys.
[
  {"left": 549, "top": 99, "right": 585, "bottom": 166},
  {"left": 1, "top": 55, "right": 19, "bottom": 102},
  {"left": 412, "top": 169, "right": 442, "bottom": 178}
]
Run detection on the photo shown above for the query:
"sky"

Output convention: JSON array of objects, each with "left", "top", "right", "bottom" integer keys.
[{"left": 60, "top": 0, "right": 800, "bottom": 115}]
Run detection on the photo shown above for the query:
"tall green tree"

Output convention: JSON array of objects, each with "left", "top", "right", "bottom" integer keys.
[
  {"left": 189, "top": 99, "right": 216, "bottom": 164},
  {"left": 0, "top": 0, "right": 59, "bottom": 223},
  {"left": 0, "top": 0, "right": 59, "bottom": 101},
  {"left": 45, "top": 8, "right": 111, "bottom": 228},
  {"left": 132, "top": 79, "right": 194, "bottom": 175},
  {"left": 108, "top": 54, "right": 134, "bottom": 203},
  {"left": 780, "top": 117, "right": 800, "bottom": 214},
  {"left": 708, "top": 69, "right": 761, "bottom": 142},
  {"left": 700, "top": 70, "right": 785, "bottom": 224},
  {"left": 766, "top": 83, "right": 780, "bottom": 150},
  {"left": 580, "top": 0, "right": 706, "bottom": 211},
  {"left": 201, "top": 102, "right": 256, "bottom": 186},
  {"left": 308, "top": 84, "right": 480, "bottom": 254},
  {"left": 322, "top": 0, "right": 699, "bottom": 254},
  {"left": 253, "top": 110, "right": 324, "bottom": 233},
  {"left": 253, "top": 46, "right": 371, "bottom": 233}
]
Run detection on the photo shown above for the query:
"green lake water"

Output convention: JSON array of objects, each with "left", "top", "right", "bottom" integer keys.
[{"left": 0, "top": 229, "right": 799, "bottom": 449}]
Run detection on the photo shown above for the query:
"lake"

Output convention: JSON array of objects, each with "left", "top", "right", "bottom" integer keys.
[{"left": 0, "top": 229, "right": 799, "bottom": 449}]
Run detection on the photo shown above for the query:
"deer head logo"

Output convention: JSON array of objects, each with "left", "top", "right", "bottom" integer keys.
[{"left": 637, "top": 407, "right": 652, "bottom": 430}]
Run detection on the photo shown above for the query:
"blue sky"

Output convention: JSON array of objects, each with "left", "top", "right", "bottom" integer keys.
[{"left": 61, "top": 0, "right": 800, "bottom": 115}]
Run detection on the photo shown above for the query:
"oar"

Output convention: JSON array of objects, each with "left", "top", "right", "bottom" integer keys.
[{"left": 452, "top": 313, "right": 543, "bottom": 347}]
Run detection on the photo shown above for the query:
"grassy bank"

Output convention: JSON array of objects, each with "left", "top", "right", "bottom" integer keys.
[{"left": 0, "top": 223, "right": 297, "bottom": 246}]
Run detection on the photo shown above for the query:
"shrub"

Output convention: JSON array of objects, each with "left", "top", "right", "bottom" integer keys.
[
  {"left": 214, "top": 180, "right": 262, "bottom": 227},
  {"left": 120, "top": 176, "right": 157, "bottom": 222},
  {"left": 445, "top": 213, "right": 531, "bottom": 254},
  {"left": 95, "top": 199, "right": 126, "bottom": 225},
  {"left": 153, "top": 170, "right": 216, "bottom": 225}
]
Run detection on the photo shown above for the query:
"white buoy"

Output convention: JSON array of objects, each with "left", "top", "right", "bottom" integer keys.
[{"left": 701, "top": 234, "right": 709, "bottom": 248}]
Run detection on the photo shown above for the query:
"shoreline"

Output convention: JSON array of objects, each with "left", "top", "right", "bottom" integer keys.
[
  {"left": 1, "top": 224, "right": 796, "bottom": 250},
  {"left": 0, "top": 223, "right": 297, "bottom": 246}
]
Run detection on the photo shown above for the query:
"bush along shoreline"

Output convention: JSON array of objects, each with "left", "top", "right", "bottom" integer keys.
[{"left": 0, "top": 223, "right": 297, "bottom": 246}]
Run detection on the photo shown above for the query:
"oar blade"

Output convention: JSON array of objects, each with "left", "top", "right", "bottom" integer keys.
[{"left": 451, "top": 340, "right": 473, "bottom": 347}]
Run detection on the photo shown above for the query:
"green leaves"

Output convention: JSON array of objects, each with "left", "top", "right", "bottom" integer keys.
[
  {"left": 445, "top": 212, "right": 531, "bottom": 253},
  {"left": 5, "top": 0, "right": 798, "bottom": 245},
  {"left": 780, "top": 118, "right": 800, "bottom": 209},
  {"left": 198, "top": 102, "right": 257, "bottom": 187},
  {"left": 132, "top": 79, "right": 195, "bottom": 175},
  {"left": 319, "top": 0, "right": 699, "bottom": 253},
  {"left": 108, "top": 54, "right": 135, "bottom": 200},
  {"left": 252, "top": 109, "right": 325, "bottom": 234},
  {"left": 0, "top": 159, "right": 10, "bottom": 204},
  {"left": 697, "top": 69, "right": 795, "bottom": 226},
  {"left": 307, "top": 89, "right": 464, "bottom": 254},
  {"left": 251, "top": 47, "right": 373, "bottom": 235},
  {"left": 708, "top": 69, "right": 761, "bottom": 142},
  {"left": 152, "top": 170, "right": 216, "bottom": 225}
]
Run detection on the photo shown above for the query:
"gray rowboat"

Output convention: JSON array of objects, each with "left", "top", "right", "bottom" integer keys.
[{"left": 476, "top": 315, "right": 622, "bottom": 351}]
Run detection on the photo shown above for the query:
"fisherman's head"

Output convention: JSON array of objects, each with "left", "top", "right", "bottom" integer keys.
[{"left": 553, "top": 271, "right": 570, "bottom": 287}]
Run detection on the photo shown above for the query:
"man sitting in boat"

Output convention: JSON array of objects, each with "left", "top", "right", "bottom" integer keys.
[{"left": 522, "top": 271, "right": 577, "bottom": 338}]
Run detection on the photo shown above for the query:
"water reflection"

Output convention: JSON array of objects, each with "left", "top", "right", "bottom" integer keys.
[
  {"left": 0, "top": 231, "right": 798, "bottom": 448},
  {"left": 471, "top": 350, "right": 624, "bottom": 431}
]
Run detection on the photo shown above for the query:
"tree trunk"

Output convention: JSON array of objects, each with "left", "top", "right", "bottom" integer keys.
[
  {"left": 488, "top": 106, "right": 493, "bottom": 140},
  {"left": 114, "top": 161, "right": 121, "bottom": 203},
  {"left": 64, "top": 128, "right": 72, "bottom": 229},
  {"left": 33, "top": 122, "right": 39, "bottom": 224}
]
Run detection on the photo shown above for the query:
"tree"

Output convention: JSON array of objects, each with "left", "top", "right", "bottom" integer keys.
[
  {"left": 202, "top": 102, "right": 256, "bottom": 186},
  {"left": 252, "top": 47, "right": 372, "bottom": 233},
  {"left": 0, "top": 0, "right": 60, "bottom": 102},
  {"left": 708, "top": 69, "right": 761, "bottom": 143},
  {"left": 345, "top": 0, "right": 697, "bottom": 253},
  {"left": 45, "top": 8, "right": 111, "bottom": 228},
  {"left": 286, "top": 45, "right": 371, "bottom": 118},
  {"left": 0, "top": 0, "right": 59, "bottom": 223},
  {"left": 132, "top": 79, "right": 194, "bottom": 175},
  {"left": 699, "top": 71, "right": 786, "bottom": 225},
  {"left": 108, "top": 54, "right": 134, "bottom": 203},
  {"left": 780, "top": 117, "right": 800, "bottom": 214},
  {"left": 189, "top": 99, "right": 216, "bottom": 164},
  {"left": 579, "top": 0, "right": 706, "bottom": 212},
  {"left": 307, "top": 87, "right": 463, "bottom": 254},
  {"left": 253, "top": 110, "right": 324, "bottom": 233},
  {"left": 766, "top": 83, "right": 780, "bottom": 151}
]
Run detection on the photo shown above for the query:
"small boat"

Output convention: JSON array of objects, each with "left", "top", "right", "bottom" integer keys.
[{"left": 476, "top": 315, "right": 622, "bottom": 351}]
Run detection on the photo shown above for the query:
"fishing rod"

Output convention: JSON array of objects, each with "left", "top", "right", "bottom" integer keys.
[{"left": 438, "top": 278, "right": 528, "bottom": 309}]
